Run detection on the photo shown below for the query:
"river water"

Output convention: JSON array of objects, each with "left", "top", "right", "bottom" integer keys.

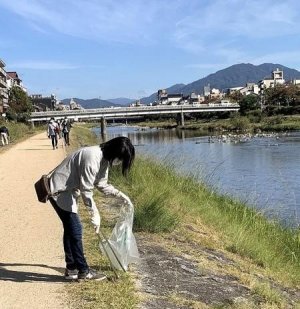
[{"left": 94, "top": 126, "right": 300, "bottom": 227}]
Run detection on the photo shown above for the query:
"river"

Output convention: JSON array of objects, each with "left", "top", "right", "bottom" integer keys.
[{"left": 94, "top": 125, "right": 300, "bottom": 227}]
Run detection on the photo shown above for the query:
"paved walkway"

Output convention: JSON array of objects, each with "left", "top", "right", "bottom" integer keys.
[{"left": 0, "top": 132, "right": 68, "bottom": 309}]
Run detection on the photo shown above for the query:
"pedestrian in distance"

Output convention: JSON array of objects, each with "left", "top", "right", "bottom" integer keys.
[
  {"left": 47, "top": 118, "right": 59, "bottom": 150},
  {"left": 0, "top": 126, "right": 9, "bottom": 146},
  {"left": 47, "top": 136, "right": 135, "bottom": 281},
  {"left": 57, "top": 119, "right": 63, "bottom": 139},
  {"left": 62, "top": 118, "right": 71, "bottom": 146}
]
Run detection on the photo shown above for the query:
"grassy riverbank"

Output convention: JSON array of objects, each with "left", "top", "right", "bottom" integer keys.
[
  {"left": 134, "top": 115, "right": 300, "bottom": 132},
  {"left": 66, "top": 124, "right": 300, "bottom": 308},
  {"left": 0, "top": 121, "right": 43, "bottom": 153},
  {"left": 112, "top": 157, "right": 300, "bottom": 283}
]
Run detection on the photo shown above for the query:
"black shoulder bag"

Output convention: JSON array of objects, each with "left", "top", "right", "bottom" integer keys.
[{"left": 34, "top": 174, "right": 52, "bottom": 203}]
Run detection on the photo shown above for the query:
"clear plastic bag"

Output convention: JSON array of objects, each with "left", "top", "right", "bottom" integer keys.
[{"left": 99, "top": 202, "right": 140, "bottom": 271}]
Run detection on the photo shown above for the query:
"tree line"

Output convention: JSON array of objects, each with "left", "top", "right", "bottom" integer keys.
[{"left": 228, "top": 84, "right": 300, "bottom": 116}]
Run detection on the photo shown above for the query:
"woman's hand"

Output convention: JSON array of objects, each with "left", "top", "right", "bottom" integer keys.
[
  {"left": 117, "top": 191, "right": 133, "bottom": 206},
  {"left": 91, "top": 212, "right": 100, "bottom": 234}
]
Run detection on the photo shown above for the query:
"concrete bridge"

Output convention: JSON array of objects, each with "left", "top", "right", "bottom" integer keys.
[
  {"left": 30, "top": 103, "right": 239, "bottom": 133},
  {"left": 30, "top": 103, "right": 239, "bottom": 121}
]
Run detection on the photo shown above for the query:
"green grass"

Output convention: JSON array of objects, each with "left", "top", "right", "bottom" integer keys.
[
  {"left": 65, "top": 193, "right": 138, "bottom": 309},
  {"left": 70, "top": 124, "right": 300, "bottom": 284},
  {"left": 0, "top": 121, "right": 43, "bottom": 152},
  {"left": 110, "top": 157, "right": 300, "bottom": 285},
  {"left": 252, "top": 282, "right": 285, "bottom": 307},
  {"left": 64, "top": 124, "right": 300, "bottom": 309},
  {"left": 133, "top": 194, "right": 180, "bottom": 233},
  {"left": 67, "top": 123, "right": 101, "bottom": 150}
]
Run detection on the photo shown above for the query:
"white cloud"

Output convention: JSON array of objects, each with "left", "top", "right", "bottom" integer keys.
[
  {"left": 173, "top": 0, "right": 300, "bottom": 56},
  {"left": 1, "top": 0, "right": 300, "bottom": 77},
  {"left": 3, "top": 0, "right": 298, "bottom": 52},
  {"left": 0, "top": 0, "right": 174, "bottom": 44}
]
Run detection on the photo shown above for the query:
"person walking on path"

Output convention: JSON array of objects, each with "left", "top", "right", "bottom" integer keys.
[
  {"left": 48, "top": 136, "right": 135, "bottom": 280},
  {"left": 0, "top": 125, "right": 9, "bottom": 146},
  {"left": 47, "top": 118, "right": 59, "bottom": 150},
  {"left": 61, "top": 118, "right": 71, "bottom": 146}
]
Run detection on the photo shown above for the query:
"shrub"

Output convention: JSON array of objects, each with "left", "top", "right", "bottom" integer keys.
[{"left": 229, "top": 116, "right": 250, "bottom": 131}]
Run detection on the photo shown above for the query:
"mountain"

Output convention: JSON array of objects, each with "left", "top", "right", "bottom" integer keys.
[
  {"left": 62, "top": 64, "right": 300, "bottom": 107},
  {"left": 140, "top": 63, "right": 300, "bottom": 103},
  {"left": 61, "top": 98, "right": 122, "bottom": 109},
  {"left": 106, "top": 97, "right": 135, "bottom": 105}
]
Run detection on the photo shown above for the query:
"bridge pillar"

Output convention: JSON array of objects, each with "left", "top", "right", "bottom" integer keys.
[
  {"left": 100, "top": 117, "right": 107, "bottom": 139},
  {"left": 181, "top": 110, "right": 185, "bottom": 127},
  {"left": 30, "top": 121, "right": 35, "bottom": 128},
  {"left": 176, "top": 111, "right": 185, "bottom": 127}
]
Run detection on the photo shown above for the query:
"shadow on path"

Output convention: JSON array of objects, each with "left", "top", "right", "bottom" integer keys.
[
  {"left": 17, "top": 149, "right": 53, "bottom": 151},
  {"left": 0, "top": 262, "right": 65, "bottom": 283}
]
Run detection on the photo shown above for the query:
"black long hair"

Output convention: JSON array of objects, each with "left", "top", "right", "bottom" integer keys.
[{"left": 100, "top": 136, "right": 135, "bottom": 176}]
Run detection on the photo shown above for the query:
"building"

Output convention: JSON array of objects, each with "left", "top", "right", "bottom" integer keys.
[
  {"left": 69, "top": 98, "right": 82, "bottom": 110},
  {"left": 227, "top": 69, "right": 285, "bottom": 99},
  {"left": 288, "top": 79, "right": 300, "bottom": 86},
  {"left": 240, "top": 83, "right": 260, "bottom": 95},
  {"left": 203, "top": 84, "right": 210, "bottom": 97},
  {"left": 157, "top": 89, "right": 168, "bottom": 104},
  {"left": 6, "top": 71, "right": 27, "bottom": 93},
  {"left": 167, "top": 93, "right": 183, "bottom": 105},
  {"left": 189, "top": 92, "right": 205, "bottom": 104},
  {"left": 229, "top": 83, "right": 260, "bottom": 96},
  {"left": 0, "top": 59, "right": 8, "bottom": 114},
  {"left": 228, "top": 86, "right": 243, "bottom": 94},
  {"left": 157, "top": 89, "right": 183, "bottom": 105},
  {"left": 259, "top": 68, "right": 285, "bottom": 90},
  {"left": 209, "top": 88, "right": 224, "bottom": 100},
  {"left": 31, "top": 94, "right": 57, "bottom": 111}
]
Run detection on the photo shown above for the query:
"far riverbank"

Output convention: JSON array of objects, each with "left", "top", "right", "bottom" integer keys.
[{"left": 132, "top": 115, "right": 300, "bottom": 133}]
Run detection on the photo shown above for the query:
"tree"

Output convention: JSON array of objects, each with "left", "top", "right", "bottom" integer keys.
[
  {"left": 7, "top": 86, "right": 33, "bottom": 121},
  {"left": 239, "top": 94, "right": 260, "bottom": 115},
  {"left": 227, "top": 91, "right": 243, "bottom": 103},
  {"left": 285, "top": 84, "right": 300, "bottom": 107},
  {"left": 264, "top": 84, "right": 300, "bottom": 107}
]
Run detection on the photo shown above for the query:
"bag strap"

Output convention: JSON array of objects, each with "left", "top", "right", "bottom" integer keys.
[{"left": 46, "top": 166, "right": 57, "bottom": 178}]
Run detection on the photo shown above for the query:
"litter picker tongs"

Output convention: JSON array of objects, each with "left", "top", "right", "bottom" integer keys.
[{"left": 97, "top": 230, "right": 127, "bottom": 280}]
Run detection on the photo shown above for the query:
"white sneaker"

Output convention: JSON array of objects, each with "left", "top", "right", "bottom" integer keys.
[
  {"left": 78, "top": 269, "right": 107, "bottom": 281},
  {"left": 64, "top": 268, "right": 78, "bottom": 280}
]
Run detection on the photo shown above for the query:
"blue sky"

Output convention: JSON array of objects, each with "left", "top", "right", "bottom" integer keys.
[{"left": 1, "top": 0, "right": 300, "bottom": 100}]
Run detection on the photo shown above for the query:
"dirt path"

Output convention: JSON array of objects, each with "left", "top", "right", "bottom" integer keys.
[{"left": 0, "top": 132, "right": 68, "bottom": 309}]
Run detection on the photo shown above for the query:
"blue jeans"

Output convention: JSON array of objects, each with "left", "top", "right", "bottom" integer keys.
[{"left": 50, "top": 198, "right": 89, "bottom": 273}]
